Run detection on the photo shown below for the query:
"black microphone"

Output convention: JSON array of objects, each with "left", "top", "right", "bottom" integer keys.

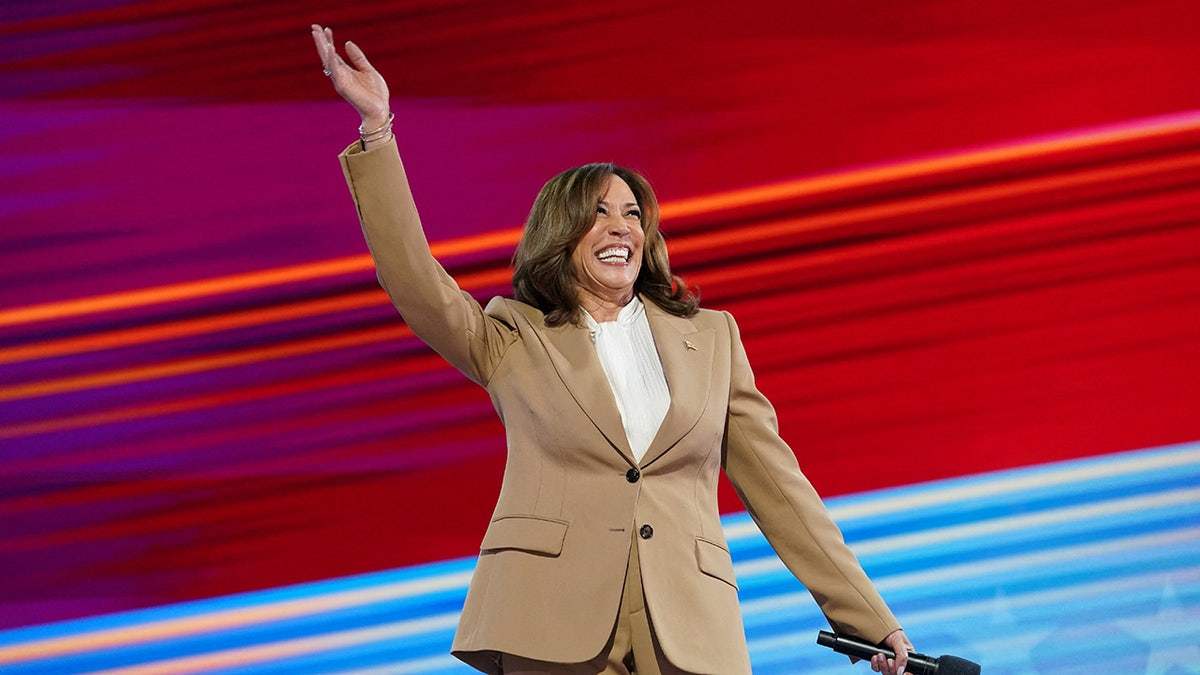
[{"left": 816, "top": 631, "right": 981, "bottom": 675}]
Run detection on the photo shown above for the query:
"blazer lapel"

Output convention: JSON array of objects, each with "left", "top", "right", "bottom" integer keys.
[
  {"left": 640, "top": 301, "right": 715, "bottom": 468},
  {"left": 536, "top": 319, "right": 636, "bottom": 463}
]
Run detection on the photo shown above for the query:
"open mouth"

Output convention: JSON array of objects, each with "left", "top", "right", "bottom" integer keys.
[{"left": 596, "top": 246, "right": 631, "bottom": 264}]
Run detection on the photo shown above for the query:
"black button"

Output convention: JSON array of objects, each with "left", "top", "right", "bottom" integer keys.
[
  {"left": 639, "top": 524, "right": 654, "bottom": 539},
  {"left": 625, "top": 468, "right": 640, "bottom": 483}
]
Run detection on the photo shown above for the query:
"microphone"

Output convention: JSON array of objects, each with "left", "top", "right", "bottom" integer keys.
[{"left": 816, "top": 631, "right": 981, "bottom": 675}]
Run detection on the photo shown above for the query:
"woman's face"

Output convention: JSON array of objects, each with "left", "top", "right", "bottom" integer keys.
[{"left": 570, "top": 173, "right": 645, "bottom": 309}]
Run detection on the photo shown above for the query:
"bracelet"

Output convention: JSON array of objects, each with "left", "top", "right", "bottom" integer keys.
[
  {"left": 359, "top": 130, "right": 393, "bottom": 151},
  {"left": 359, "top": 112, "right": 395, "bottom": 142},
  {"left": 361, "top": 125, "right": 393, "bottom": 142}
]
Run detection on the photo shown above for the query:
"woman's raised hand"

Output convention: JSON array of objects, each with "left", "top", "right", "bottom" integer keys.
[{"left": 311, "top": 24, "right": 391, "bottom": 131}]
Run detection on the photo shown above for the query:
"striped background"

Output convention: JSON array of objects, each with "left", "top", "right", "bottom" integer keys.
[
  {"left": 3, "top": 1, "right": 1199, "bottom": 673},
  {"left": 2, "top": 443, "right": 1197, "bottom": 673}
]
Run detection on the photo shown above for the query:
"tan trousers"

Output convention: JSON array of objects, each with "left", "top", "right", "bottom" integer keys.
[{"left": 499, "top": 537, "right": 690, "bottom": 675}]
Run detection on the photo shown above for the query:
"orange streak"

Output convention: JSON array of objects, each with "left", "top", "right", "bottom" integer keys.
[
  {"left": 0, "top": 254, "right": 371, "bottom": 329},
  {"left": 0, "top": 583, "right": 465, "bottom": 666},
  {"left": 2, "top": 113, "right": 1195, "bottom": 331},
  {"left": 0, "top": 291, "right": 387, "bottom": 365},
  {"left": 661, "top": 111, "right": 1200, "bottom": 219},
  {"left": 0, "top": 325, "right": 408, "bottom": 404},
  {"left": 0, "top": 230, "right": 520, "bottom": 330},
  {"left": 0, "top": 268, "right": 511, "bottom": 403},
  {"left": 0, "top": 350, "right": 417, "bottom": 441},
  {"left": 435, "top": 227, "right": 522, "bottom": 256},
  {"left": 0, "top": 348, "right": 457, "bottom": 445},
  {"left": 670, "top": 153, "right": 1200, "bottom": 255},
  {"left": 2, "top": 264, "right": 510, "bottom": 366},
  {"left": 3, "top": 151, "right": 1195, "bottom": 400}
]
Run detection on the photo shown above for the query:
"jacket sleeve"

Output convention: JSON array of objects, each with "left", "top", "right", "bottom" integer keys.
[
  {"left": 338, "top": 137, "right": 517, "bottom": 386},
  {"left": 719, "top": 310, "right": 901, "bottom": 643}
]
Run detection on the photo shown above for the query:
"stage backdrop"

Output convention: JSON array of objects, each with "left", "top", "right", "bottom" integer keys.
[{"left": 2, "top": 1, "right": 1198, "bottom": 673}]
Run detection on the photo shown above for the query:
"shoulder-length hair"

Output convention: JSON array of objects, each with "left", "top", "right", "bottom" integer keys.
[{"left": 512, "top": 162, "right": 698, "bottom": 327}]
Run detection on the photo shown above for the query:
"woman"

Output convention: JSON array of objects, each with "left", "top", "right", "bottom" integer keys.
[{"left": 312, "top": 24, "right": 914, "bottom": 675}]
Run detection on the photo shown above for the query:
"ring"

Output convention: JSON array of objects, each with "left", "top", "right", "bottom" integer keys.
[{"left": 322, "top": 68, "right": 331, "bottom": 76}]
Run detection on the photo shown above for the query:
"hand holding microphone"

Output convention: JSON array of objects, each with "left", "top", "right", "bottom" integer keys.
[{"left": 817, "top": 630, "right": 981, "bottom": 675}]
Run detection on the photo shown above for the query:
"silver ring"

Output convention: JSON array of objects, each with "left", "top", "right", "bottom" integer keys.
[{"left": 322, "top": 68, "right": 331, "bottom": 76}]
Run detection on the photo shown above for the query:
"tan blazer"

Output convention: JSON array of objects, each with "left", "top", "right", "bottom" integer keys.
[{"left": 340, "top": 139, "right": 900, "bottom": 675}]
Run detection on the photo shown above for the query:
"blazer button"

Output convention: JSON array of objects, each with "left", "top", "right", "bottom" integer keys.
[
  {"left": 639, "top": 524, "right": 654, "bottom": 540},
  {"left": 625, "top": 468, "right": 640, "bottom": 483}
]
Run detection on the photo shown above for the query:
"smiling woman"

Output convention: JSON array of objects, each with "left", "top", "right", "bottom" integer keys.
[
  {"left": 316, "top": 22, "right": 915, "bottom": 675},
  {"left": 513, "top": 164, "right": 696, "bottom": 326}
]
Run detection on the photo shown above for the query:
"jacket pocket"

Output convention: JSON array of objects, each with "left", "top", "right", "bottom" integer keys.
[
  {"left": 695, "top": 536, "right": 739, "bottom": 589},
  {"left": 480, "top": 515, "right": 570, "bottom": 556}
]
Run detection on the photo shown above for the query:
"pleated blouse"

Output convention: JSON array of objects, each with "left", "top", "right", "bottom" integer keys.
[{"left": 585, "top": 297, "right": 671, "bottom": 463}]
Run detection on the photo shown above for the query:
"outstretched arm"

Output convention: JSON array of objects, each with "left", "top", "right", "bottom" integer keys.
[{"left": 720, "top": 311, "right": 914, "bottom": 675}]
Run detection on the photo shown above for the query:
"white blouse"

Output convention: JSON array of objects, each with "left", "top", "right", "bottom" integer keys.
[{"left": 585, "top": 298, "right": 671, "bottom": 463}]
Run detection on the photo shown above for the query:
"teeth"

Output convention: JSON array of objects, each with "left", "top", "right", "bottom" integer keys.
[{"left": 597, "top": 247, "right": 629, "bottom": 262}]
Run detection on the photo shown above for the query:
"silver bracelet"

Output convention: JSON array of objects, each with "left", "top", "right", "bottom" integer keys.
[{"left": 359, "top": 112, "right": 395, "bottom": 141}]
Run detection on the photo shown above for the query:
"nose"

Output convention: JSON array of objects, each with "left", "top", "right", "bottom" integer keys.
[{"left": 608, "top": 219, "right": 630, "bottom": 237}]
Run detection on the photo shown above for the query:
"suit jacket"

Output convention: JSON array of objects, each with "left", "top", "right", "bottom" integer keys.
[{"left": 339, "top": 139, "right": 900, "bottom": 675}]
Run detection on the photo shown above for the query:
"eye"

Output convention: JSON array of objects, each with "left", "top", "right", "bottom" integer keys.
[
  {"left": 596, "top": 205, "right": 609, "bottom": 216},
  {"left": 625, "top": 209, "right": 641, "bottom": 219}
]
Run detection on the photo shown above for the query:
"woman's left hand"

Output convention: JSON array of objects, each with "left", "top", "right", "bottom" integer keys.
[
  {"left": 311, "top": 24, "right": 391, "bottom": 129},
  {"left": 871, "top": 629, "right": 915, "bottom": 675}
]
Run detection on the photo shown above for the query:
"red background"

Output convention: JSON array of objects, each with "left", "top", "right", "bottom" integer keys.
[{"left": 2, "top": 0, "right": 1198, "bottom": 629}]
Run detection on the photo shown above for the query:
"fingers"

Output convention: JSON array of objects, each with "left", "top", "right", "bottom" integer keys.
[
  {"left": 344, "top": 41, "right": 375, "bottom": 72},
  {"left": 893, "top": 645, "right": 909, "bottom": 675},
  {"left": 312, "top": 25, "right": 351, "bottom": 73},
  {"left": 311, "top": 24, "right": 337, "bottom": 72},
  {"left": 311, "top": 24, "right": 327, "bottom": 63},
  {"left": 870, "top": 651, "right": 901, "bottom": 675},
  {"left": 868, "top": 629, "right": 912, "bottom": 672},
  {"left": 311, "top": 24, "right": 368, "bottom": 81},
  {"left": 882, "top": 630, "right": 914, "bottom": 675}
]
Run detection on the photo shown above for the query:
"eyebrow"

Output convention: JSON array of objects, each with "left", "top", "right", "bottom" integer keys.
[{"left": 598, "top": 199, "right": 640, "bottom": 208}]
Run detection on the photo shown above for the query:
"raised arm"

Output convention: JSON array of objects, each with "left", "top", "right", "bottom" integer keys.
[{"left": 312, "top": 26, "right": 517, "bottom": 385}]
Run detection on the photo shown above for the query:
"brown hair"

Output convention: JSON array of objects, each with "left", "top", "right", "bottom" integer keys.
[{"left": 512, "top": 162, "right": 698, "bottom": 327}]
